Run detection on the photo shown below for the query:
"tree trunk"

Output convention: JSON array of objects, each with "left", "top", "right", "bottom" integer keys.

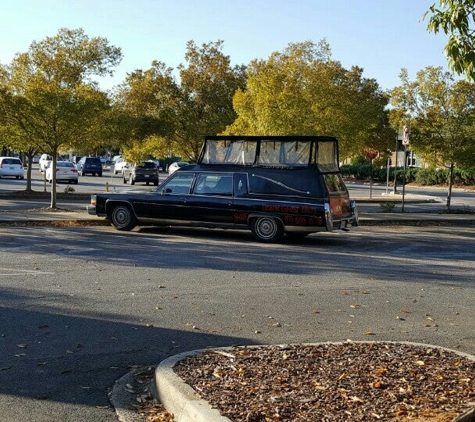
[{"left": 446, "top": 162, "right": 454, "bottom": 212}]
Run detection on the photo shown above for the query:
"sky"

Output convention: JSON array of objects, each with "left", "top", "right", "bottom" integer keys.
[{"left": 1, "top": 0, "right": 451, "bottom": 92}]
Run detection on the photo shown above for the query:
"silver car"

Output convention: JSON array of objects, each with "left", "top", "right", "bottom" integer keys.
[{"left": 0, "top": 157, "right": 25, "bottom": 179}]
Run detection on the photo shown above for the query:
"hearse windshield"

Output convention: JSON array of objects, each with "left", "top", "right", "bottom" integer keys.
[{"left": 199, "top": 136, "right": 339, "bottom": 173}]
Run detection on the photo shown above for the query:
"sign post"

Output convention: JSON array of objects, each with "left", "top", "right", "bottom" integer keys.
[{"left": 365, "top": 149, "right": 378, "bottom": 199}]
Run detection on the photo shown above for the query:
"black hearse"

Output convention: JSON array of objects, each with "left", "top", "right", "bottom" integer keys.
[{"left": 87, "top": 135, "right": 358, "bottom": 242}]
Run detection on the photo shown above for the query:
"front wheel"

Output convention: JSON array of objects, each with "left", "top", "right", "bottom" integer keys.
[
  {"left": 251, "top": 217, "right": 283, "bottom": 243},
  {"left": 129, "top": 175, "right": 135, "bottom": 185},
  {"left": 110, "top": 204, "right": 137, "bottom": 231}
]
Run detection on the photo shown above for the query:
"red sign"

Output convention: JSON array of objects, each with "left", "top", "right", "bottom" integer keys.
[{"left": 365, "top": 148, "right": 378, "bottom": 160}]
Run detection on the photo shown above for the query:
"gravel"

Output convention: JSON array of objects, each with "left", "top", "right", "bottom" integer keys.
[{"left": 173, "top": 342, "right": 475, "bottom": 422}]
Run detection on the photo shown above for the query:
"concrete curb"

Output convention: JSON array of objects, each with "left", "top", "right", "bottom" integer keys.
[
  {"left": 155, "top": 342, "right": 475, "bottom": 422},
  {"left": 155, "top": 349, "right": 232, "bottom": 422}
]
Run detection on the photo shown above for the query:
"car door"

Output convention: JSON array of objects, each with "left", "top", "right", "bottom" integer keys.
[
  {"left": 187, "top": 172, "right": 235, "bottom": 224},
  {"left": 133, "top": 172, "right": 195, "bottom": 221}
]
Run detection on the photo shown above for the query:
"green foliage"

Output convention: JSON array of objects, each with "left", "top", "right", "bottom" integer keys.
[
  {"left": 424, "top": 0, "right": 475, "bottom": 81},
  {"left": 0, "top": 28, "right": 121, "bottom": 207},
  {"left": 116, "top": 40, "right": 246, "bottom": 162},
  {"left": 342, "top": 163, "right": 475, "bottom": 186},
  {"left": 415, "top": 167, "right": 475, "bottom": 185},
  {"left": 224, "top": 41, "right": 393, "bottom": 159},
  {"left": 64, "top": 185, "right": 75, "bottom": 193},
  {"left": 379, "top": 202, "right": 397, "bottom": 212},
  {"left": 389, "top": 65, "right": 475, "bottom": 208}
]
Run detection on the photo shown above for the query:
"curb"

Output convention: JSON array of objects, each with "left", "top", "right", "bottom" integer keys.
[
  {"left": 155, "top": 349, "right": 232, "bottom": 422},
  {"left": 155, "top": 342, "right": 475, "bottom": 422}
]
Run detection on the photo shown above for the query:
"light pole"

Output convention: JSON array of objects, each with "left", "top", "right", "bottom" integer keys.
[
  {"left": 393, "top": 129, "right": 399, "bottom": 194},
  {"left": 401, "top": 125, "right": 410, "bottom": 212}
]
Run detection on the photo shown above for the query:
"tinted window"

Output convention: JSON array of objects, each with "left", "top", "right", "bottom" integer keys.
[
  {"left": 140, "top": 162, "right": 157, "bottom": 169},
  {"left": 57, "top": 161, "right": 74, "bottom": 168},
  {"left": 2, "top": 158, "right": 22, "bottom": 165},
  {"left": 194, "top": 174, "right": 233, "bottom": 196},
  {"left": 161, "top": 173, "right": 194, "bottom": 194},
  {"left": 86, "top": 158, "right": 101, "bottom": 164}
]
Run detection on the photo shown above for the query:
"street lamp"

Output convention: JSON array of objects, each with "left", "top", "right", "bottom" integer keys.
[{"left": 393, "top": 129, "right": 399, "bottom": 194}]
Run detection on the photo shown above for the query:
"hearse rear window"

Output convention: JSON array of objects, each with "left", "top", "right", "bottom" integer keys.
[
  {"left": 259, "top": 140, "right": 310, "bottom": 166},
  {"left": 317, "top": 141, "right": 339, "bottom": 173},
  {"left": 201, "top": 139, "right": 256, "bottom": 165},
  {"left": 200, "top": 136, "right": 340, "bottom": 172}
]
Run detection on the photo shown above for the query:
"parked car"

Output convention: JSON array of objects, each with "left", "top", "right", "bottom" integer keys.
[
  {"left": 112, "top": 157, "right": 129, "bottom": 175},
  {"left": 87, "top": 136, "right": 358, "bottom": 242},
  {"left": 123, "top": 161, "right": 159, "bottom": 186},
  {"left": 39, "top": 154, "right": 52, "bottom": 172},
  {"left": 168, "top": 161, "right": 192, "bottom": 175},
  {"left": 45, "top": 160, "right": 79, "bottom": 184},
  {"left": 0, "top": 157, "right": 25, "bottom": 179},
  {"left": 76, "top": 156, "right": 103, "bottom": 176},
  {"left": 32, "top": 155, "right": 40, "bottom": 164}
]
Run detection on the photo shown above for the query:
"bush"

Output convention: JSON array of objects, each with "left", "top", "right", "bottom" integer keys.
[{"left": 341, "top": 164, "right": 475, "bottom": 186}]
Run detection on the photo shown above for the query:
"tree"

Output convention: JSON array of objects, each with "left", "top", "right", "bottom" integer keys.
[
  {"left": 0, "top": 28, "right": 122, "bottom": 207},
  {"left": 224, "top": 41, "right": 393, "bottom": 160},
  {"left": 116, "top": 40, "right": 247, "bottom": 162},
  {"left": 113, "top": 61, "right": 180, "bottom": 163},
  {"left": 390, "top": 66, "right": 475, "bottom": 210},
  {"left": 424, "top": 0, "right": 475, "bottom": 80}
]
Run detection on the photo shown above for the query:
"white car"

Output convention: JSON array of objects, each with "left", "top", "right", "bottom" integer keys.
[
  {"left": 45, "top": 160, "right": 79, "bottom": 184},
  {"left": 0, "top": 157, "right": 25, "bottom": 179},
  {"left": 168, "top": 161, "right": 192, "bottom": 175},
  {"left": 39, "top": 154, "right": 52, "bottom": 172},
  {"left": 113, "top": 157, "right": 130, "bottom": 175}
]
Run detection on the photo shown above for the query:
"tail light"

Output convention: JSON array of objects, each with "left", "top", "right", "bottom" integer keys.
[{"left": 90, "top": 195, "right": 96, "bottom": 206}]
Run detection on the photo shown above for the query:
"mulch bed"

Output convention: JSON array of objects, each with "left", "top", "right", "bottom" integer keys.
[{"left": 173, "top": 342, "right": 475, "bottom": 422}]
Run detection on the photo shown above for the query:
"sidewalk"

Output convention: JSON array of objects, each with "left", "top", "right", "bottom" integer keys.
[{"left": 0, "top": 195, "right": 473, "bottom": 226}]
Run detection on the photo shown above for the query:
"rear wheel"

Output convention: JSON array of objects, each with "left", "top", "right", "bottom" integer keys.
[
  {"left": 110, "top": 204, "right": 137, "bottom": 231},
  {"left": 251, "top": 217, "right": 283, "bottom": 243}
]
